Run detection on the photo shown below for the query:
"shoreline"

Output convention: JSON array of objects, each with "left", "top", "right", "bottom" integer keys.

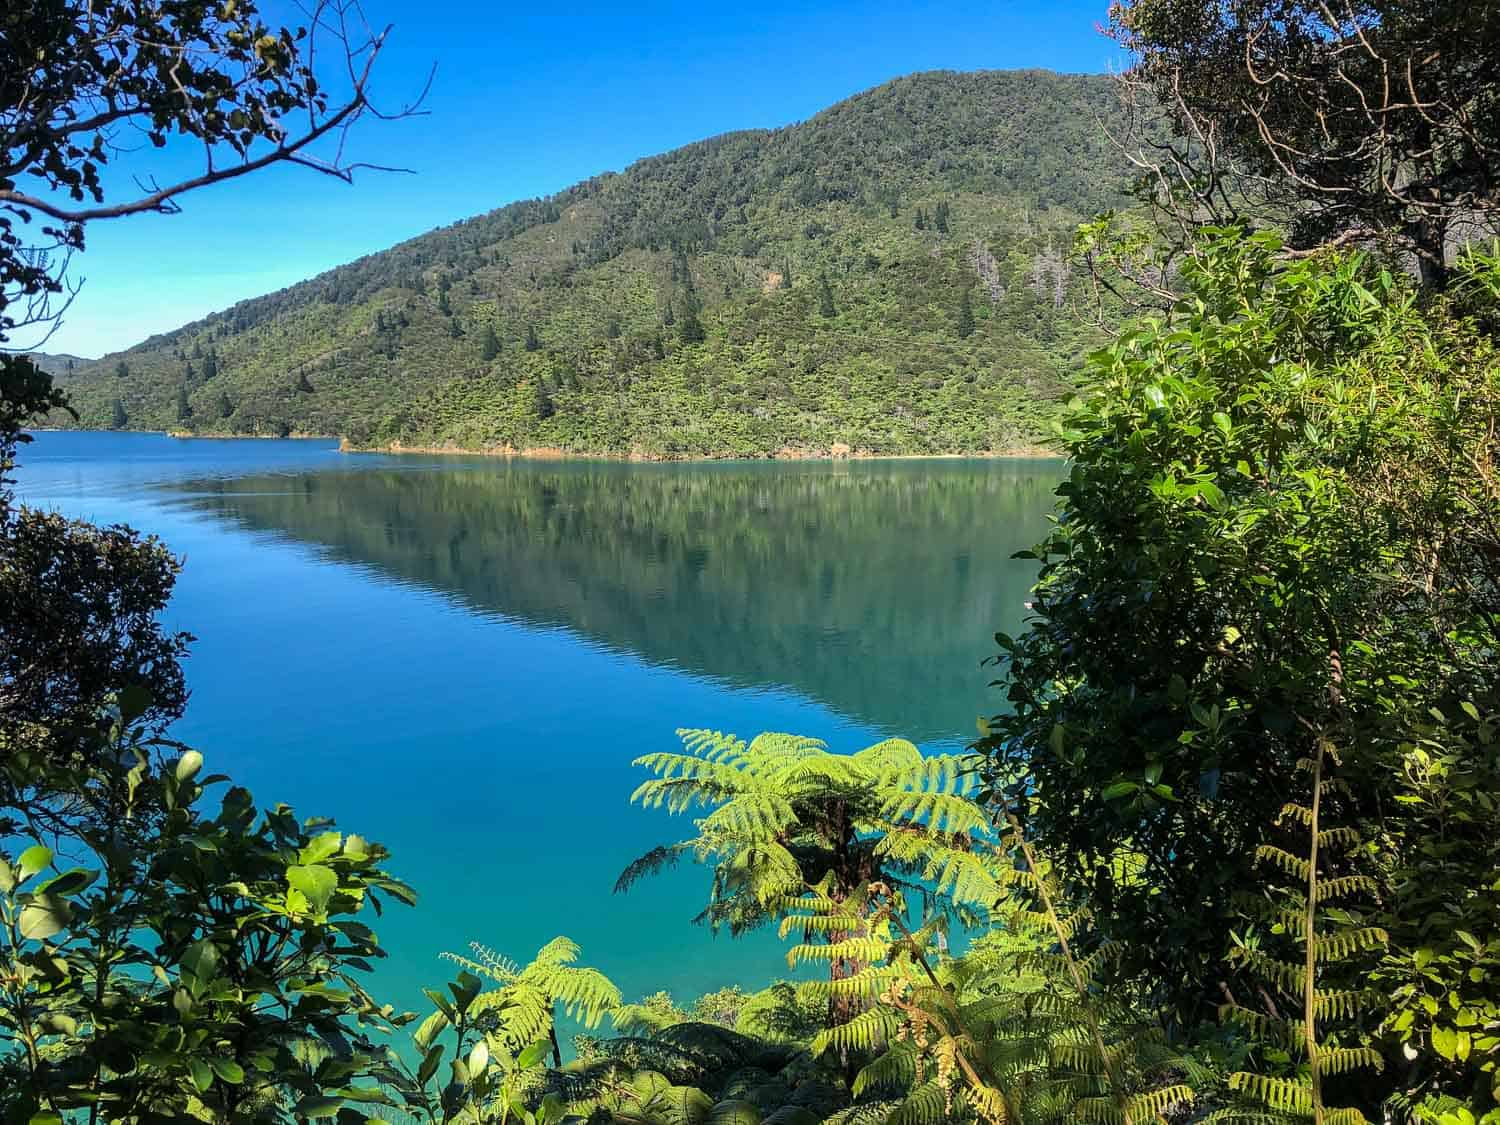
[
  {"left": 43, "top": 428, "right": 1062, "bottom": 463},
  {"left": 354, "top": 438, "right": 1062, "bottom": 463}
]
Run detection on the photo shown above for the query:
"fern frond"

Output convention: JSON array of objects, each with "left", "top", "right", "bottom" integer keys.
[
  {"left": 885, "top": 1080, "right": 955, "bottom": 1125},
  {"left": 851, "top": 737, "right": 925, "bottom": 774},
  {"left": 1313, "top": 875, "right": 1377, "bottom": 903},
  {"left": 816, "top": 1006, "right": 904, "bottom": 1061},
  {"left": 677, "top": 728, "right": 752, "bottom": 762},
  {"left": 616, "top": 842, "right": 693, "bottom": 893},
  {"left": 1314, "top": 1045, "right": 1383, "bottom": 1076},
  {"left": 1227, "top": 1071, "right": 1314, "bottom": 1112},
  {"left": 1254, "top": 845, "right": 1313, "bottom": 881},
  {"left": 1128, "top": 1083, "right": 1195, "bottom": 1118},
  {"left": 1312, "top": 926, "right": 1388, "bottom": 962}
]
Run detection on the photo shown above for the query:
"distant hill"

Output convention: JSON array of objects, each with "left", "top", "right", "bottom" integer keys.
[
  {"left": 21, "top": 351, "right": 92, "bottom": 374},
  {"left": 54, "top": 70, "right": 1131, "bottom": 457}
]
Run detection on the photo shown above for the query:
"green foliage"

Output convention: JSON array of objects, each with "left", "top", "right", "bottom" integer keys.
[
  {"left": 618, "top": 730, "right": 999, "bottom": 939},
  {"left": 420, "top": 937, "right": 622, "bottom": 1066},
  {"left": 980, "top": 227, "right": 1500, "bottom": 1117},
  {"left": 51, "top": 71, "right": 1132, "bottom": 456},
  {"left": 1214, "top": 744, "right": 1386, "bottom": 1124},
  {"left": 0, "top": 730, "right": 417, "bottom": 1123}
]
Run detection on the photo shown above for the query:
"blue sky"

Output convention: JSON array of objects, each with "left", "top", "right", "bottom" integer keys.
[{"left": 38, "top": 0, "right": 1120, "bottom": 358}]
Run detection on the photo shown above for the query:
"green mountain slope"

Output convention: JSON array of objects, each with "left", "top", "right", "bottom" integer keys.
[{"left": 55, "top": 70, "right": 1129, "bottom": 457}]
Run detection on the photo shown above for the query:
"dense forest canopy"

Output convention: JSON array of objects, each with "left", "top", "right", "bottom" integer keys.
[{"left": 47, "top": 70, "right": 1132, "bottom": 456}]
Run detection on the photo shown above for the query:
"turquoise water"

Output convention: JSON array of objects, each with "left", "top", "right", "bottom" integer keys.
[{"left": 14, "top": 431, "right": 1059, "bottom": 1030}]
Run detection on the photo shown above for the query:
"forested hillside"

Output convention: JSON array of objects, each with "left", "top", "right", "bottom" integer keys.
[{"left": 53, "top": 70, "right": 1129, "bottom": 456}]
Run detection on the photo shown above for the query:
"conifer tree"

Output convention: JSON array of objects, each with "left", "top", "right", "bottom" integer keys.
[
  {"left": 534, "top": 377, "right": 555, "bottom": 419},
  {"left": 114, "top": 360, "right": 129, "bottom": 379},
  {"left": 934, "top": 200, "right": 950, "bottom": 233},
  {"left": 297, "top": 373, "right": 314, "bottom": 393},
  {"left": 217, "top": 391, "right": 233, "bottom": 419},
  {"left": 202, "top": 351, "right": 218, "bottom": 380},
  {"left": 678, "top": 307, "right": 706, "bottom": 345},
  {"left": 480, "top": 323, "right": 500, "bottom": 361},
  {"left": 957, "top": 286, "right": 975, "bottom": 339},
  {"left": 175, "top": 384, "right": 191, "bottom": 422},
  {"left": 662, "top": 300, "right": 675, "bottom": 327},
  {"left": 914, "top": 208, "right": 926, "bottom": 231},
  {"left": 524, "top": 324, "right": 540, "bottom": 352},
  {"left": 818, "top": 273, "right": 837, "bottom": 318},
  {"left": 110, "top": 398, "right": 127, "bottom": 429}
]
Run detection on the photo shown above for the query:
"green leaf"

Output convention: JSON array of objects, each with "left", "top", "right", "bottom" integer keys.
[
  {"left": 1101, "top": 781, "right": 1138, "bottom": 801},
  {"left": 1432, "top": 1025, "right": 1458, "bottom": 1060},
  {"left": 182, "top": 938, "right": 221, "bottom": 981},
  {"left": 176, "top": 750, "right": 204, "bottom": 782},
  {"left": 517, "top": 1039, "right": 549, "bottom": 1070},
  {"left": 416, "top": 1044, "right": 444, "bottom": 1086},
  {"left": 37, "top": 868, "right": 96, "bottom": 897},
  {"left": 189, "top": 1057, "right": 213, "bottom": 1093},
  {"left": 299, "top": 830, "right": 343, "bottom": 865},
  {"left": 286, "top": 864, "right": 338, "bottom": 913},
  {"left": 18, "top": 894, "right": 71, "bottom": 941},
  {"left": 17, "top": 846, "right": 51, "bottom": 879},
  {"left": 467, "top": 1039, "right": 489, "bottom": 1078},
  {"left": 293, "top": 1096, "right": 343, "bottom": 1118},
  {"left": 210, "top": 1058, "right": 245, "bottom": 1084}
]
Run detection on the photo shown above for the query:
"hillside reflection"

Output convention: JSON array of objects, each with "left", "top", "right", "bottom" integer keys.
[{"left": 172, "top": 458, "right": 1061, "bottom": 742}]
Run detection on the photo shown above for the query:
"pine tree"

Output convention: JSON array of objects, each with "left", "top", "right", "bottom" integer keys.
[
  {"left": 818, "top": 272, "right": 837, "bottom": 318},
  {"left": 297, "top": 373, "right": 314, "bottom": 393},
  {"left": 914, "top": 208, "right": 926, "bottom": 231},
  {"left": 175, "top": 384, "right": 192, "bottom": 422},
  {"left": 202, "top": 351, "right": 218, "bottom": 380},
  {"left": 957, "top": 286, "right": 975, "bottom": 339},
  {"left": 480, "top": 324, "right": 500, "bottom": 361},
  {"left": 183, "top": 360, "right": 196, "bottom": 386},
  {"left": 662, "top": 300, "right": 675, "bottom": 327},
  {"left": 524, "top": 324, "right": 540, "bottom": 352},
  {"left": 605, "top": 316, "right": 621, "bottom": 340},
  {"left": 437, "top": 289, "right": 451, "bottom": 316},
  {"left": 678, "top": 307, "right": 705, "bottom": 345},
  {"left": 534, "top": 378, "right": 555, "bottom": 420},
  {"left": 114, "top": 360, "right": 129, "bottom": 379},
  {"left": 934, "top": 200, "right": 951, "bottom": 233},
  {"left": 217, "top": 392, "right": 233, "bottom": 419},
  {"left": 448, "top": 318, "right": 462, "bottom": 338},
  {"left": 111, "top": 398, "right": 128, "bottom": 429}
]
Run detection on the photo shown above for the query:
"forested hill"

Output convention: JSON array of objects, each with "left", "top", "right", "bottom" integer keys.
[{"left": 55, "top": 70, "right": 1130, "bottom": 457}]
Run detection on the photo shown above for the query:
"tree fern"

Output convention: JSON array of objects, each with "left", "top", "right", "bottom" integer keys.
[
  {"left": 422, "top": 935, "right": 622, "bottom": 1068},
  {"left": 619, "top": 728, "right": 1002, "bottom": 961},
  {"left": 1213, "top": 738, "right": 1387, "bottom": 1124}
]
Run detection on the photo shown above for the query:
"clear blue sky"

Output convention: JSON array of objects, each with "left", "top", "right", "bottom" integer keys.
[{"left": 40, "top": 0, "right": 1120, "bottom": 359}]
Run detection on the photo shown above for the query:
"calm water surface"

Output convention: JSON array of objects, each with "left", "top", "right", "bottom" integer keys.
[{"left": 15, "top": 431, "right": 1060, "bottom": 1030}]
